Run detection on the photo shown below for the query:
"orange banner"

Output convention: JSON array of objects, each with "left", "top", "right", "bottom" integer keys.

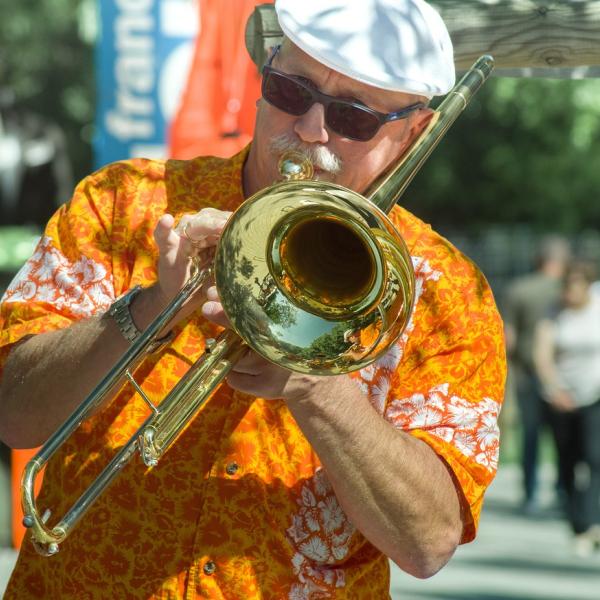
[
  {"left": 11, "top": 449, "right": 42, "bottom": 548},
  {"left": 169, "top": 0, "right": 272, "bottom": 159}
]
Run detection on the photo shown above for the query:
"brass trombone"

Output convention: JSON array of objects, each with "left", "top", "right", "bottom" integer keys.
[{"left": 21, "top": 56, "right": 494, "bottom": 556}]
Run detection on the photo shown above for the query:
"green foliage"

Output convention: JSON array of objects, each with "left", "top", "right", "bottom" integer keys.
[
  {"left": 300, "top": 323, "right": 349, "bottom": 360},
  {"left": 404, "top": 77, "right": 600, "bottom": 234},
  {"left": 0, "top": 0, "right": 95, "bottom": 182}
]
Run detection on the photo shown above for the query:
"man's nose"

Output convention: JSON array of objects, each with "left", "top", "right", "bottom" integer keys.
[{"left": 293, "top": 103, "right": 329, "bottom": 144}]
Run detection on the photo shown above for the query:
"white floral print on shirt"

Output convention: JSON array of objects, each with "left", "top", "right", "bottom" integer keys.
[{"left": 2, "top": 236, "right": 114, "bottom": 317}]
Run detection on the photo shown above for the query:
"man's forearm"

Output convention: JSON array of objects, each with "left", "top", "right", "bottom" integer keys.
[
  {"left": 287, "top": 376, "right": 463, "bottom": 578},
  {"left": 0, "top": 315, "right": 121, "bottom": 448},
  {"left": 0, "top": 284, "right": 168, "bottom": 448}
]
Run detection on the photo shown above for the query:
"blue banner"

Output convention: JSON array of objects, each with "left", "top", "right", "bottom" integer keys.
[{"left": 94, "top": 0, "right": 199, "bottom": 168}]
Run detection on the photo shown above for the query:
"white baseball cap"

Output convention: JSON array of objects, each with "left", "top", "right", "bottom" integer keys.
[{"left": 275, "top": 0, "right": 455, "bottom": 98}]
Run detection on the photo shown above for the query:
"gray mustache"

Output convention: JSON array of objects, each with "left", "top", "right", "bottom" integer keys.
[{"left": 269, "top": 134, "right": 342, "bottom": 175}]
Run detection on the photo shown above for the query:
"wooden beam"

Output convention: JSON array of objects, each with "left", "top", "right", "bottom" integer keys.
[
  {"left": 246, "top": 2, "right": 600, "bottom": 77},
  {"left": 493, "top": 66, "right": 600, "bottom": 78},
  {"left": 432, "top": 1, "right": 600, "bottom": 70}
]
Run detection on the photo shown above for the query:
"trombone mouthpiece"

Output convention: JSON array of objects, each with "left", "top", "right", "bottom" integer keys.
[{"left": 278, "top": 151, "right": 314, "bottom": 181}]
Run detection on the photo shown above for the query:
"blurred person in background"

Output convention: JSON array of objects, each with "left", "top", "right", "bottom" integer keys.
[
  {"left": 534, "top": 260, "right": 600, "bottom": 557},
  {"left": 503, "top": 235, "right": 571, "bottom": 514}
]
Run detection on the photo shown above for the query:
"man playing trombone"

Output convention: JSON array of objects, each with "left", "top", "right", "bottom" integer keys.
[{"left": 0, "top": 1, "right": 506, "bottom": 597}]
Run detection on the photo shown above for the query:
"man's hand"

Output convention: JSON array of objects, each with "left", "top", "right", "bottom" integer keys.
[
  {"left": 154, "top": 208, "right": 231, "bottom": 301},
  {"left": 201, "top": 285, "right": 330, "bottom": 401},
  {"left": 140, "top": 208, "right": 231, "bottom": 329}
]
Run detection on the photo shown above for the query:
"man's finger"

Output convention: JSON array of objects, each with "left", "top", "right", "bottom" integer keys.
[
  {"left": 154, "top": 214, "right": 182, "bottom": 263},
  {"left": 205, "top": 286, "right": 219, "bottom": 302},
  {"left": 231, "top": 351, "right": 269, "bottom": 375},
  {"left": 154, "top": 214, "right": 175, "bottom": 245},
  {"left": 201, "top": 301, "right": 230, "bottom": 328},
  {"left": 175, "top": 209, "right": 231, "bottom": 249}
]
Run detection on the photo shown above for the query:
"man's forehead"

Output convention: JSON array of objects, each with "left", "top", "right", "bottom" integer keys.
[{"left": 277, "top": 40, "right": 419, "bottom": 108}]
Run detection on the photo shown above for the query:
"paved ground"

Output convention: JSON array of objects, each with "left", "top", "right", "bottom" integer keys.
[
  {"left": 2, "top": 465, "right": 599, "bottom": 599},
  {"left": 390, "top": 465, "right": 600, "bottom": 600}
]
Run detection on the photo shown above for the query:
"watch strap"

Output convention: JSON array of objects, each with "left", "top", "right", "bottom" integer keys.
[{"left": 107, "top": 285, "right": 143, "bottom": 343}]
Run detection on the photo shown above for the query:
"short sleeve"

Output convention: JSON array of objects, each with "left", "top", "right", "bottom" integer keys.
[
  {"left": 0, "top": 155, "right": 175, "bottom": 382},
  {"left": 0, "top": 167, "right": 120, "bottom": 377},
  {"left": 352, "top": 227, "right": 506, "bottom": 544}
]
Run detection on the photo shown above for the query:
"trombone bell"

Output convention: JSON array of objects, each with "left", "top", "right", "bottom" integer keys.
[{"left": 214, "top": 179, "right": 415, "bottom": 375}]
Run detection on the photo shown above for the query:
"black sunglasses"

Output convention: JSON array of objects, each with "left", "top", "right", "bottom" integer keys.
[{"left": 261, "top": 45, "right": 426, "bottom": 142}]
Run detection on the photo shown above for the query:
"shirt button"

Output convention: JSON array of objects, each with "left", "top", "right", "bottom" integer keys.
[
  {"left": 225, "top": 462, "right": 239, "bottom": 476},
  {"left": 203, "top": 560, "right": 217, "bottom": 575}
]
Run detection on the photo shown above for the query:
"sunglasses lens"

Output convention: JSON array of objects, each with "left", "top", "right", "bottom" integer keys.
[
  {"left": 262, "top": 67, "right": 385, "bottom": 142},
  {"left": 327, "top": 103, "right": 380, "bottom": 141},
  {"left": 263, "top": 71, "right": 313, "bottom": 116}
]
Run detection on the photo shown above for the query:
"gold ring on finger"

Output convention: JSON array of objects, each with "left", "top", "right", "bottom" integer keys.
[{"left": 183, "top": 222, "right": 205, "bottom": 250}]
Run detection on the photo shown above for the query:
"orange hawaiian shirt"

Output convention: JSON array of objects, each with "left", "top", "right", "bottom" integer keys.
[{"left": 1, "top": 146, "right": 506, "bottom": 599}]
